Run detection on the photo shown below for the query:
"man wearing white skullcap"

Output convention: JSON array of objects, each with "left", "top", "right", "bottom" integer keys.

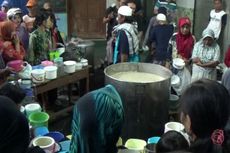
[
  {"left": 112, "top": 5, "right": 140, "bottom": 63},
  {"left": 148, "top": 13, "right": 174, "bottom": 68}
]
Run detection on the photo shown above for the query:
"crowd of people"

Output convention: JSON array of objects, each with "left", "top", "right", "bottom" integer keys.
[
  {"left": 104, "top": 0, "right": 229, "bottom": 89},
  {"left": 0, "top": 0, "right": 63, "bottom": 71}
]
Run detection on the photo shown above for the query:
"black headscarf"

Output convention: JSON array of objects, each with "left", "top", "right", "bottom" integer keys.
[{"left": 0, "top": 96, "right": 30, "bottom": 153}]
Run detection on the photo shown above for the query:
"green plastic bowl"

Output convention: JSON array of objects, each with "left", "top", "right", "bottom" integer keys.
[{"left": 29, "top": 112, "right": 49, "bottom": 128}]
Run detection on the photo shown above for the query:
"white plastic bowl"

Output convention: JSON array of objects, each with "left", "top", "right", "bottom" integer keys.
[
  {"left": 63, "top": 61, "right": 76, "bottom": 73},
  {"left": 44, "top": 66, "right": 58, "bottom": 79},
  {"left": 80, "top": 58, "right": 88, "bottom": 66},
  {"left": 173, "top": 58, "right": 185, "bottom": 69}
]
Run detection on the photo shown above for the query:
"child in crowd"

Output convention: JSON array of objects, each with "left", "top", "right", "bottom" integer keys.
[
  {"left": 148, "top": 13, "right": 174, "bottom": 67},
  {"left": 143, "top": 7, "right": 167, "bottom": 51},
  {"left": 206, "top": 0, "right": 227, "bottom": 39},
  {"left": 156, "top": 131, "right": 189, "bottom": 153}
]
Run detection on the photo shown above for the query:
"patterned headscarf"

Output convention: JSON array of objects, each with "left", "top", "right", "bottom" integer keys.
[{"left": 70, "top": 85, "right": 124, "bottom": 153}]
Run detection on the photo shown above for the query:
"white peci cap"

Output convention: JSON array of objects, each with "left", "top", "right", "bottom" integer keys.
[
  {"left": 118, "top": 6, "right": 132, "bottom": 17},
  {"left": 156, "top": 13, "right": 166, "bottom": 21}
]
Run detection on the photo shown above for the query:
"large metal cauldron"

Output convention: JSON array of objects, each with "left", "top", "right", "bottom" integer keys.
[{"left": 104, "top": 63, "right": 172, "bottom": 140}]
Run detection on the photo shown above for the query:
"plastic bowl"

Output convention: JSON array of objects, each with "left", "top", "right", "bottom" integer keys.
[
  {"left": 29, "top": 112, "right": 49, "bottom": 128},
  {"left": 147, "top": 136, "right": 160, "bottom": 144},
  {"left": 7, "top": 60, "right": 24, "bottom": 72},
  {"left": 45, "top": 131, "right": 65, "bottom": 142},
  {"left": 171, "top": 75, "right": 180, "bottom": 87},
  {"left": 173, "top": 58, "right": 185, "bottom": 69},
  {"left": 125, "top": 139, "right": 146, "bottom": 151}
]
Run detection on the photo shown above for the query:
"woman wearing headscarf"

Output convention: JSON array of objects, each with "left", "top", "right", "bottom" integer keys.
[
  {"left": 0, "top": 96, "right": 45, "bottom": 153},
  {"left": 191, "top": 28, "right": 220, "bottom": 82},
  {"left": 169, "top": 17, "right": 195, "bottom": 63},
  {"left": 168, "top": 17, "right": 195, "bottom": 95},
  {"left": 69, "top": 84, "right": 124, "bottom": 153},
  {"left": 0, "top": 21, "right": 25, "bottom": 64},
  {"left": 7, "top": 8, "right": 30, "bottom": 53}
]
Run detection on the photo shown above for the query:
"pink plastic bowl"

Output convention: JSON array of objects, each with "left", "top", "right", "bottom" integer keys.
[
  {"left": 7, "top": 60, "right": 23, "bottom": 72},
  {"left": 41, "top": 60, "right": 54, "bottom": 67}
]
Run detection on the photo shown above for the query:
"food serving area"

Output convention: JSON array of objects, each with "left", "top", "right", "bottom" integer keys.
[
  {"left": 7, "top": 36, "right": 182, "bottom": 153},
  {"left": 33, "top": 65, "right": 90, "bottom": 120}
]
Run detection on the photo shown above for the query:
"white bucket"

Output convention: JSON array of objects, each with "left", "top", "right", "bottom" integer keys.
[
  {"left": 44, "top": 66, "right": 57, "bottom": 79},
  {"left": 31, "top": 69, "right": 45, "bottom": 83},
  {"left": 25, "top": 103, "right": 42, "bottom": 117},
  {"left": 63, "top": 61, "right": 76, "bottom": 73}
]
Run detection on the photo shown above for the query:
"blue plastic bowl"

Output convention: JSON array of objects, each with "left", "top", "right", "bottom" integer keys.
[
  {"left": 34, "top": 126, "right": 49, "bottom": 137},
  {"left": 147, "top": 136, "right": 161, "bottom": 144},
  {"left": 45, "top": 131, "right": 65, "bottom": 142},
  {"left": 32, "top": 65, "right": 44, "bottom": 70}
]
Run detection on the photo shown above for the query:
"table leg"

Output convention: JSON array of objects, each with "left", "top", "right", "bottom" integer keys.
[
  {"left": 67, "top": 84, "right": 72, "bottom": 104},
  {"left": 41, "top": 92, "right": 48, "bottom": 111}
]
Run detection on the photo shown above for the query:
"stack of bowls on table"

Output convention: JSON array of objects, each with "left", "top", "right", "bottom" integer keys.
[{"left": 80, "top": 58, "right": 88, "bottom": 67}]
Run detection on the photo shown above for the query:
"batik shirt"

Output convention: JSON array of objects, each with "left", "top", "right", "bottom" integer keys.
[{"left": 28, "top": 28, "right": 52, "bottom": 65}]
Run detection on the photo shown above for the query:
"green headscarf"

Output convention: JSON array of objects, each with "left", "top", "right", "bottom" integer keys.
[{"left": 69, "top": 84, "right": 124, "bottom": 153}]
